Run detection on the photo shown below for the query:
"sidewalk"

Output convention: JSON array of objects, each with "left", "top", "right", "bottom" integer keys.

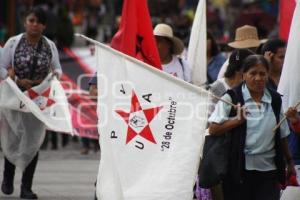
[{"left": 0, "top": 144, "right": 100, "bottom": 200}]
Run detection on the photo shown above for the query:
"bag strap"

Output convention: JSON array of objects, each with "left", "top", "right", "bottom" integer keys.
[
  {"left": 226, "top": 89, "right": 239, "bottom": 117},
  {"left": 178, "top": 57, "right": 184, "bottom": 73},
  {"left": 178, "top": 57, "right": 188, "bottom": 81},
  {"left": 269, "top": 89, "right": 281, "bottom": 124}
]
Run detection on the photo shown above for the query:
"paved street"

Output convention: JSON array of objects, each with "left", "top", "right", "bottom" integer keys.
[{"left": 0, "top": 142, "right": 100, "bottom": 200}]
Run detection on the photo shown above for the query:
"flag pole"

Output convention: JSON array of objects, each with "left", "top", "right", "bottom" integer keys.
[
  {"left": 273, "top": 101, "right": 300, "bottom": 132},
  {"left": 75, "top": 33, "right": 236, "bottom": 108},
  {"left": 208, "top": 92, "right": 236, "bottom": 107},
  {"left": 75, "top": 33, "right": 103, "bottom": 46}
]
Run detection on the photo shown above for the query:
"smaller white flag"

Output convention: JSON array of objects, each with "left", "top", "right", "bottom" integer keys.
[
  {"left": 0, "top": 74, "right": 73, "bottom": 133},
  {"left": 187, "top": 0, "right": 207, "bottom": 86},
  {"left": 278, "top": 0, "right": 300, "bottom": 111}
]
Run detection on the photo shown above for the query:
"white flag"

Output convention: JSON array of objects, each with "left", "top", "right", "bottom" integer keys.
[
  {"left": 187, "top": 0, "right": 207, "bottom": 86},
  {"left": 280, "top": 186, "right": 300, "bottom": 200},
  {"left": 95, "top": 44, "right": 210, "bottom": 200},
  {"left": 0, "top": 74, "right": 72, "bottom": 133},
  {"left": 277, "top": 0, "right": 300, "bottom": 112}
]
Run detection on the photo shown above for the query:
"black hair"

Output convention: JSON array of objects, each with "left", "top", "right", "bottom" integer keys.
[
  {"left": 225, "top": 49, "right": 254, "bottom": 78},
  {"left": 261, "top": 39, "right": 286, "bottom": 55},
  {"left": 207, "top": 31, "right": 220, "bottom": 57},
  {"left": 25, "top": 6, "right": 47, "bottom": 25},
  {"left": 242, "top": 55, "right": 270, "bottom": 73}
]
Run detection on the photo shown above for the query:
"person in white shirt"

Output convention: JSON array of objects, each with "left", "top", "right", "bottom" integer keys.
[{"left": 153, "top": 23, "right": 191, "bottom": 83}]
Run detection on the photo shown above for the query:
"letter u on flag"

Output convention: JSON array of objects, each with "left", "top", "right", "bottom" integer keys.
[
  {"left": 110, "top": 0, "right": 161, "bottom": 69},
  {"left": 95, "top": 44, "right": 210, "bottom": 200}
]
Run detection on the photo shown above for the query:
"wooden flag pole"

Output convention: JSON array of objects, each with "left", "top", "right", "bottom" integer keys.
[{"left": 273, "top": 101, "right": 300, "bottom": 132}]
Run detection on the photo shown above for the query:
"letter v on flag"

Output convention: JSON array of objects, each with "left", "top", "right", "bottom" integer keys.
[
  {"left": 110, "top": 0, "right": 161, "bottom": 69},
  {"left": 95, "top": 43, "right": 211, "bottom": 200}
]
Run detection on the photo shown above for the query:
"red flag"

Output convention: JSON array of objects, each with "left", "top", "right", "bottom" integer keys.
[
  {"left": 110, "top": 0, "right": 162, "bottom": 69},
  {"left": 279, "top": 0, "right": 296, "bottom": 41}
]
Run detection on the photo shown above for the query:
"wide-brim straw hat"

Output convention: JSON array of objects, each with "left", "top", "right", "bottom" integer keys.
[
  {"left": 228, "top": 25, "right": 260, "bottom": 49},
  {"left": 154, "top": 23, "right": 184, "bottom": 55}
]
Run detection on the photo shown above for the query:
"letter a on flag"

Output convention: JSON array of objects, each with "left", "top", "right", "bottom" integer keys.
[
  {"left": 110, "top": 0, "right": 161, "bottom": 69},
  {"left": 95, "top": 43, "right": 210, "bottom": 200}
]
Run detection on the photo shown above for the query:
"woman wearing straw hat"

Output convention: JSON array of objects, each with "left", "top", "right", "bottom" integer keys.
[
  {"left": 153, "top": 23, "right": 191, "bottom": 83},
  {"left": 228, "top": 25, "right": 261, "bottom": 50},
  {"left": 217, "top": 25, "right": 261, "bottom": 79}
]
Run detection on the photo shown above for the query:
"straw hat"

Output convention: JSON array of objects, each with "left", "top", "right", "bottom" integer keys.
[
  {"left": 153, "top": 23, "right": 184, "bottom": 55},
  {"left": 228, "top": 25, "right": 260, "bottom": 49}
]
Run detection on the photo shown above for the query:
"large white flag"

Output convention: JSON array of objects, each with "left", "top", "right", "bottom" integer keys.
[
  {"left": 187, "top": 0, "right": 207, "bottom": 86},
  {"left": 277, "top": 0, "right": 300, "bottom": 111},
  {"left": 95, "top": 44, "right": 210, "bottom": 200},
  {"left": 0, "top": 74, "right": 72, "bottom": 133}
]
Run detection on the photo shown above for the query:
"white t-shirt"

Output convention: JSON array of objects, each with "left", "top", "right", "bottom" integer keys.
[{"left": 162, "top": 56, "right": 192, "bottom": 83}]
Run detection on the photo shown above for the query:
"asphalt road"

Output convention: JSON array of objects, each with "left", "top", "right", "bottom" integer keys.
[{"left": 0, "top": 142, "right": 100, "bottom": 200}]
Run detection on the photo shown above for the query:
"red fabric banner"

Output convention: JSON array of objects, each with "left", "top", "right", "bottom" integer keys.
[
  {"left": 110, "top": 0, "right": 162, "bottom": 69},
  {"left": 279, "top": 0, "right": 296, "bottom": 41}
]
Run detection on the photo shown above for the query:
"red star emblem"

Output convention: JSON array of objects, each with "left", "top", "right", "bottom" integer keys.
[
  {"left": 116, "top": 91, "right": 162, "bottom": 144},
  {"left": 27, "top": 87, "right": 55, "bottom": 110}
]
